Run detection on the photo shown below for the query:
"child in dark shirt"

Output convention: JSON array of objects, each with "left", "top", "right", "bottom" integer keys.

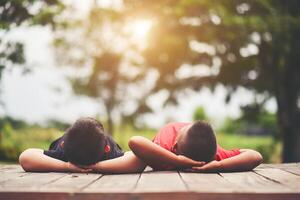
[
  {"left": 129, "top": 121, "right": 263, "bottom": 172},
  {"left": 19, "top": 117, "right": 145, "bottom": 173}
]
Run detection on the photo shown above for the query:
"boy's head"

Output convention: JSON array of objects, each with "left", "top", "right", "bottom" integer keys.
[
  {"left": 175, "top": 121, "right": 217, "bottom": 162},
  {"left": 63, "top": 117, "right": 106, "bottom": 166}
]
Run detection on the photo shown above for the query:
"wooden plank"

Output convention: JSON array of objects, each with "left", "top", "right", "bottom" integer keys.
[
  {"left": 263, "top": 163, "right": 300, "bottom": 176},
  {"left": 0, "top": 171, "right": 28, "bottom": 183},
  {"left": 135, "top": 171, "right": 186, "bottom": 192},
  {"left": 254, "top": 168, "right": 300, "bottom": 191},
  {"left": 0, "top": 172, "right": 66, "bottom": 191},
  {"left": 0, "top": 192, "right": 70, "bottom": 200},
  {"left": 255, "top": 164, "right": 274, "bottom": 169},
  {"left": 74, "top": 192, "right": 286, "bottom": 200},
  {"left": 179, "top": 172, "right": 237, "bottom": 192},
  {"left": 263, "top": 163, "right": 300, "bottom": 168},
  {"left": 0, "top": 164, "right": 300, "bottom": 200},
  {"left": 283, "top": 167, "right": 300, "bottom": 176},
  {"left": 0, "top": 165, "right": 23, "bottom": 173},
  {"left": 220, "top": 171, "right": 291, "bottom": 193},
  {"left": 39, "top": 173, "right": 101, "bottom": 192},
  {"left": 257, "top": 163, "right": 299, "bottom": 169},
  {"left": 1, "top": 191, "right": 300, "bottom": 200},
  {"left": 83, "top": 173, "right": 140, "bottom": 193}
]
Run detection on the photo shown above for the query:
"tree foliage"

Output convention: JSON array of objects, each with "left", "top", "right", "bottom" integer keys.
[
  {"left": 193, "top": 106, "right": 208, "bottom": 121},
  {"left": 122, "top": 0, "right": 300, "bottom": 161},
  {"left": 53, "top": 0, "right": 300, "bottom": 161},
  {"left": 0, "top": 0, "right": 64, "bottom": 79},
  {"left": 53, "top": 5, "right": 154, "bottom": 134}
]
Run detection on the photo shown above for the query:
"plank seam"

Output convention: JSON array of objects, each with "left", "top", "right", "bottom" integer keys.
[
  {"left": 133, "top": 171, "right": 142, "bottom": 190},
  {"left": 178, "top": 171, "right": 189, "bottom": 190},
  {"left": 278, "top": 169, "right": 300, "bottom": 177},
  {"left": 253, "top": 171, "right": 282, "bottom": 184},
  {"left": 38, "top": 173, "right": 69, "bottom": 188},
  {"left": 0, "top": 172, "right": 30, "bottom": 185},
  {"left": 77, "top": 174, "right": 104, "bottom": 192},
  {"left": 217, "top": 172, "right": 240, "bottom": 185}
]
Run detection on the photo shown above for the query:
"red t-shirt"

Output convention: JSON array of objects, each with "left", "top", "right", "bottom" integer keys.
[{"left": 152, "top": 122, "right": 240, "bottom": 170}]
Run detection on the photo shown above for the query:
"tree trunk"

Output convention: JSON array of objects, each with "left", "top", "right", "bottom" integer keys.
[
  {"left": 107, "top": 113, "right": 114, "bottom": 136},
  {"left": 104, "top": 104, "right": 114, "bottom": 136},
  {"left": 278, "top": 107, "right": 300, "bottom": 162},
  {"left": 276, "top": 68, "right": 300, "bottom": 162}
]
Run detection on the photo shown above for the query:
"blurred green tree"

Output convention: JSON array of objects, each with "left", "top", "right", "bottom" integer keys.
[
  {"left": 123, "top": 0, "right": 300, "bottom": 162},
  {"left": 53, "top": 4, "right": 153, "bottom": 134},
  {"left": 221, "top": 106, "right": 277, "bottom": 136},
  {"left": 0, "top": 0, "right": 64, "bottom": 78},
  {"left": 193, "top": 106, "right": 208, "bottom": 121},
  {"left": 0, "top": 0, "right": 64, "bottom": 147}
]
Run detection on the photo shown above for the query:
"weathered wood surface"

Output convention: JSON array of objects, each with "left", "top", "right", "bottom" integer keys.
[{"left": 0, "top": 163, "right": 299, "bottom": 200}]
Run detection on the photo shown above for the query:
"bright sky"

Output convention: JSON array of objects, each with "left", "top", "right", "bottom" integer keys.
[{"left": 0, "top": 1, "right": 277, "bottom": 128}]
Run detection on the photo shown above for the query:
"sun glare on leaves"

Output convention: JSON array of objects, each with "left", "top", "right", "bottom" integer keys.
[
  {"left": 131, "top": 19, "right": 152, "bottom": 40},
  {"left": 125, "top": 19, "right": 153, "bottom": 49}
]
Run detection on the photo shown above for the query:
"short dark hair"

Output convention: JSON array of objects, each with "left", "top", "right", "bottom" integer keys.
[
  {"left": 64, "top": 117, "right": 106, "bottom": 165},
  {"left": 177, "top": 121, "right": 217, "bottom": 162}
]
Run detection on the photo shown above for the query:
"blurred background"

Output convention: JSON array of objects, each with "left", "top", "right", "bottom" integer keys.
[{"left": 0, "top": 0, "right": 299, "bottom": 163}]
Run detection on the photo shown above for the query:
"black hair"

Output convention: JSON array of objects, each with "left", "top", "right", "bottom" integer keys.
[
  {"left": 63, "top": 117, "right": 106, "bottom": 165},
  {"left": 177, "top": 121, "right": 217, "bottom": 162}
]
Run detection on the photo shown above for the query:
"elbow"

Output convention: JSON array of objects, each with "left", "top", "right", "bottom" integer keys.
[
  {"left": 249, "top": 150, "right": 263, "bottom": 169},
  {"left": 19, "top": 149, "right": 35, "bottom": 172},
  {"left": 128, "top": 136, "right": 145, "bottom": 154},
  {"left": 255, "top": 151, "right": 263, "bottom": 166}
]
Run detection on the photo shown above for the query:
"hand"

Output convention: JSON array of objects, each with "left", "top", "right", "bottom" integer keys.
[
  {"left": 66, "top": 162, "right": 93, "bottom": 173},
  {"left": 177, "top": 155, "right": 206, "bottom": 168},
  {"left": 190, "top": 160, "right": 223, "bottom": 173},
  {"left": 84, "top": 163, "right": 99, "bottom": 172}
]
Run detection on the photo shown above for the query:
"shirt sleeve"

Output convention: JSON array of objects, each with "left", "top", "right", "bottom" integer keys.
[
  {"left": 103, "top": 136, "right": 124, "bottom": 160},
  {"left": 215, "top": 145, "right": 240, "bottom": 161},
  {"left": 44, "top": 135, "right": 68, "bottom": 162},
  {"left": 44, "top": 149, "right": 68, "bottom": 162}
]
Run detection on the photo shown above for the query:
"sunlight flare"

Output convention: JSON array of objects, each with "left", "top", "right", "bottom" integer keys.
[
  {"left": 124, "top": 19, "right": 153, "bottom": 47},
  {"left": 130, "top": 19, "right": 153, "bottom": 40}
]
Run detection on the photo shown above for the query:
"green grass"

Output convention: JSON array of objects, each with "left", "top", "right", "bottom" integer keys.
[
  {"left": 216, "top": 132, "right": 281, "bottom": 163},
  {"left": 0, "top": 123, "right": 61, "bottom": 162},
  {"left": 113, "top": 125, "right": 156, "bottom": 151},
  {"left": 0, "top": 124, "right": 280, "bottom": 163}
]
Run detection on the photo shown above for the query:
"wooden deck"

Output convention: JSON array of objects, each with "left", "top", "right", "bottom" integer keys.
[{"left": 0, "top": 163, "right": 300, "bottom": 200}]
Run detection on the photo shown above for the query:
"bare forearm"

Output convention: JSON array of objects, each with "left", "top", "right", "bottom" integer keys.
[
  {"left": 19, "top": 148, "right": 67, "bottom": 172},
  {"left": 219, "top": 149, "right": 263, "bottom": 172},
  {"left": 129, "top": 136, "right": 181, "bottom": 168},
  {"left": 128, "top": 136, "right": 204, "bottom": 169},
  {"left": 92, "top": 151, "right": 146, "bottom": 174}
]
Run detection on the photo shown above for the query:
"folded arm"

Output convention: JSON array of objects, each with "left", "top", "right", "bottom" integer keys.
[
  {"left": 19, "top": 148, "right": 89, "bottom": 173},
  {"left": 128, "top": 136, "right": 205, "bottom": 169},
  {"left": 20, "top": 148, "right": 146, "bottom": 174},
  {"left": 191, "top": 149, "right": 263, "bottom": 172},
  {"left": 89, "top": 151, "right": 146, "bottom": 174}
]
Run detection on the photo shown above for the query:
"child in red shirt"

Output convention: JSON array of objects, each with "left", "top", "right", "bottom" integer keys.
[{"left": 129, "top": 121, "right": 263, "bottom": 172}]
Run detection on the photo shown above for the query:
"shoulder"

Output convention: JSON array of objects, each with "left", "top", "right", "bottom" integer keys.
[
  {"left": 155, "top": 122, "right": 190, "bottom": 139},
  {"left": 105, "top": 134, "right": 121, "bottom": 146},
  {"left": 48, "top": 134, "right": 66, "bottom": 150},
  {"left": 103, "top": 135, "right": 124, "bottom": 160},
  {"left": 160, "top": 122, "right": 190, "bottom": 131}
]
